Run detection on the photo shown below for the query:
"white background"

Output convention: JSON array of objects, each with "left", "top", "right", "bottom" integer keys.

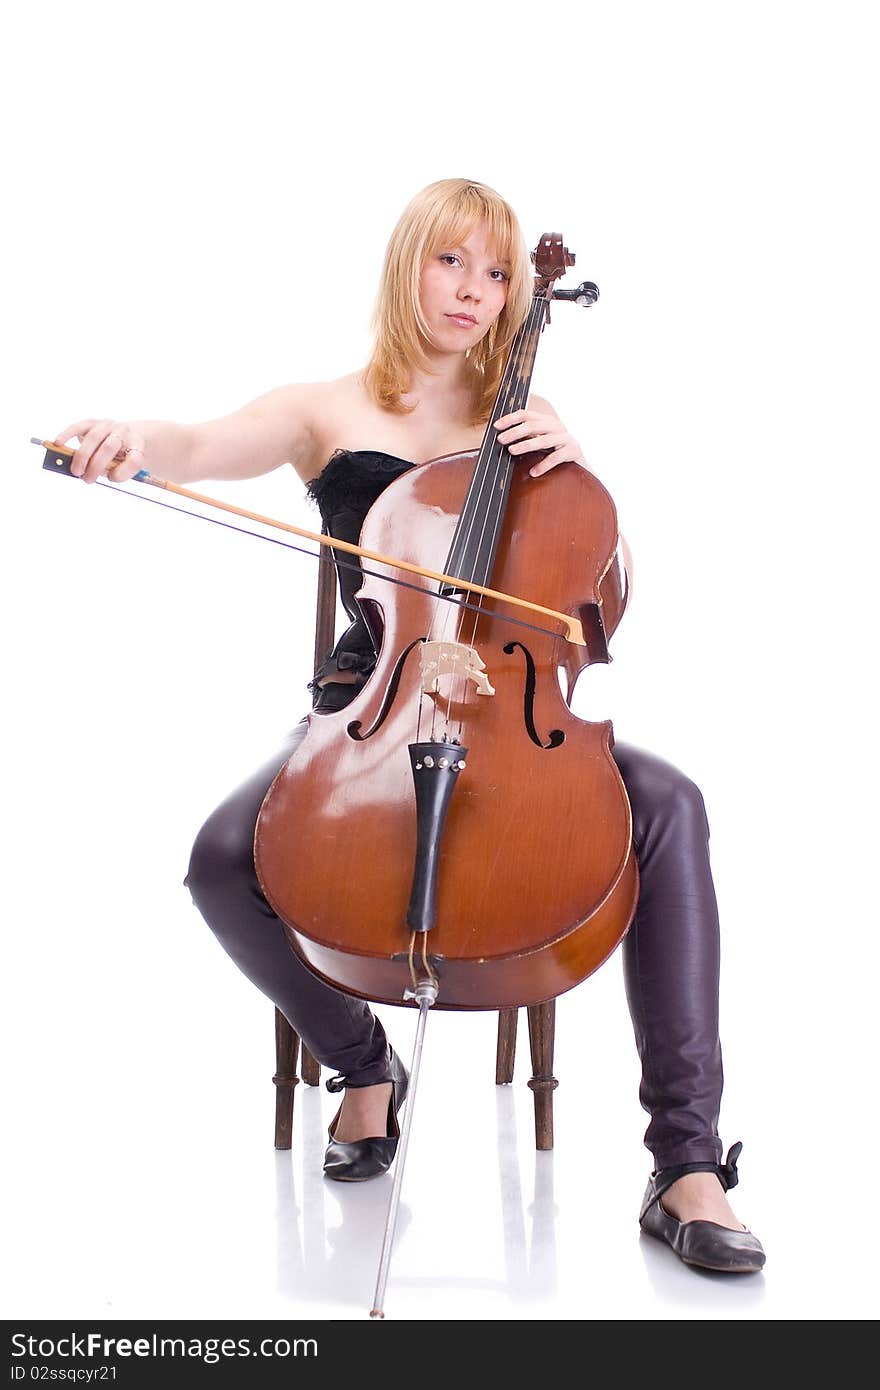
[{"left": 3, "top": 0, "right": 878, "bottom": 1322}]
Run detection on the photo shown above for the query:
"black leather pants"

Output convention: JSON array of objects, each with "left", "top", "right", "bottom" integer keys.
[{"left": 185, "top": 706, "right": 724, "bottom": 1169}]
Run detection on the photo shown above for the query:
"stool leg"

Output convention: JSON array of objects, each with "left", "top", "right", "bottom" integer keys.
[
  {"left": 527, "top": 1000, "right": 558, "bottom": 1151},
  {"left": 301, "top": 1045, "right": 321, "bottom": 1087},
  {"left": 273, "top": 1008, "right": 301, "bottom": 1150},
  {"left": 496, "top": 1008, "right": 518, "bottom": 1084}
]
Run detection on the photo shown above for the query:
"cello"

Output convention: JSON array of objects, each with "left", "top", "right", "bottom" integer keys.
[{"left": 255, "top": 234, "right": 638, "bottom": 1011}]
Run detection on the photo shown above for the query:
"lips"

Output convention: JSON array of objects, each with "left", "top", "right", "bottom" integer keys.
[{"left": 446, "top": 313, "right": 477, "bottom": 326}]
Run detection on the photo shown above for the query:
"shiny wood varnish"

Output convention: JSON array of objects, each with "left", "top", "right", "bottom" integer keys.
[{"left": 255, "top": 451, "right": 638, "bottom": 1009}]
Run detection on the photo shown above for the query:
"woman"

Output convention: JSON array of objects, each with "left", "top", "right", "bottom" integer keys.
[{"left": 53, "top": 177, "right": 764, "bottom": 1274}]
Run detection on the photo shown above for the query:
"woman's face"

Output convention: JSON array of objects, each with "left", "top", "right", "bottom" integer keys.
[{"left": 418, "top": 222, "right": 510, "bottom": 354}]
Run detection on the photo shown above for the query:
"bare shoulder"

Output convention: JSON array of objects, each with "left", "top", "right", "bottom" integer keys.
[
  {"left": 304, "top": 371, "right": 372, "bottom": 478},
  {"left": 528, "top": 393, "right": 560, "bottom": 416},
  {"left": 279, "top": 377, "right": 353, "bottom": 484},
  {"left": 311, "top": 370, "right": 363, "bottom": 426},
  {"left": 235, "top": 376, "right": 357, "bottom": 485}
]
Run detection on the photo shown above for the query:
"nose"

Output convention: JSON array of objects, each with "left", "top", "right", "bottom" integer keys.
[{"left": 457, "top": 273, "right": 481, "bottom": 303}]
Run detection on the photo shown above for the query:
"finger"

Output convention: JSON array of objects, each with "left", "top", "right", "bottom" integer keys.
[
  {"left": 529, "top": 446, "right": 570, "bottom": 477},
  {"left": 107, "top": 446, "right": 146, "bottom": 483},
  {"left": 508, "top": 431, "right": 568, "bottom": 454},
  {"left": 53, "top": 418, "right": 98, "bottom": 448},
  {"left": 69, "top": 418, "right": 114, "bottom": 477},
  {"left": 493, "top": 410, "right": 527, "bottom": 429},
  {"left": 496, "top": 416, "right": 560, "bottom": 445},
  {"left": 83, "top": 429, "right": 130, "bottom": 484},
  {"left": 77, "top": 422, "right": 125, "bottom": 483},
  {"left": 496, "top": 422, "right": 530, "bottom": 444}
]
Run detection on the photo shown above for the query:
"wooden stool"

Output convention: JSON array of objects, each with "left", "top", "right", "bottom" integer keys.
[{"left": 271, "top": 543, "right": 560, "bottom": 1151}]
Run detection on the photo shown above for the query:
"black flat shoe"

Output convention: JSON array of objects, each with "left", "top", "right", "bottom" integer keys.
[
  {"left": 322, "top": 1048, "right": 409, "bottom": 1182},
  {"left": 639, "top": 1141, "right": 766, "bottom": 1273}
]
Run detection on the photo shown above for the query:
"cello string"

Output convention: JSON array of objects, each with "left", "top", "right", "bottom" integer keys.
[
  {"left": 392, "top": 304, "right": 540, "bottom": 743},
  {"left": 436, "top": 333, "right": 528, "bottom": 739},
  {"left": 436, "top": 297, "right": 545, "bottom": 736},
  {"left": 422, "top": 303, "right": 531, "bottom": 703},
  {"left": 428, "top": 296, "right": 546, "bottom": 737},
  {"left": 453, "top": 299, "right": 544, "bottom": 722}
]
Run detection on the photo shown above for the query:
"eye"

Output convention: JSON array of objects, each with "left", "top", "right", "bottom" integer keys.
[{"left": 438, "top": 254, "right": 507, "bottom": 282}]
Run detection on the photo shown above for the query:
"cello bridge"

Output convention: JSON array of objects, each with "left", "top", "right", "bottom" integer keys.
[{"left": 419, "top": 640, "right": 495, "bottom": 697}]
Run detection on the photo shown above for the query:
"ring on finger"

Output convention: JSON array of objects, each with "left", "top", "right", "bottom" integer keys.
[{"left": 107, "top": 431, "right": 130, "bottom": 460}]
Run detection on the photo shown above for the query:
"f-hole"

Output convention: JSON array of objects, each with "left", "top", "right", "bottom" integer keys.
[
  {"left": 347, "top": 637, "right": 426, "bottom": 741},
  {"left": 503, "top": 641, "right": 565, "bottom": 749}
]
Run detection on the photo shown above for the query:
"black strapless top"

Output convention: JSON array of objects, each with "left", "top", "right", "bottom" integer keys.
[{"left": 305, "top": 449, "right": 416, "bottom": 695}]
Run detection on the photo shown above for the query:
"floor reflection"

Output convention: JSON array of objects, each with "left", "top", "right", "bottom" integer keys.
[
  {"left": 638, "top": 1229, "right": 767, "bottom": 1309},
  {"left": 495, "top": 1086, "right": 558, "bottom": 1301},
  {"left": 273, "top": 1083, "right": 559, "bottom": 1312}
]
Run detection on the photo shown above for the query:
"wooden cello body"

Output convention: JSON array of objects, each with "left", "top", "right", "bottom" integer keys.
[{"left": 254, "top": 445, "right": 638, "bottom": 1009}]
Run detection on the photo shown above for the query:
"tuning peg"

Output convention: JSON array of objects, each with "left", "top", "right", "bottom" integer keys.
[{"left": 551, "top": 280, "right": 599, "bottom": 306}]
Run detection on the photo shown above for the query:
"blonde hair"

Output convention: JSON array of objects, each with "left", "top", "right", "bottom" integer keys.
[{"left": 361, "top": 178, "right": 533, "bottom": 427}]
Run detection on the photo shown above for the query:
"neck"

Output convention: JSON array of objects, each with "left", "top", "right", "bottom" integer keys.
[{"left": 403, "top": 345, "right": 475, "bottom": 416}]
